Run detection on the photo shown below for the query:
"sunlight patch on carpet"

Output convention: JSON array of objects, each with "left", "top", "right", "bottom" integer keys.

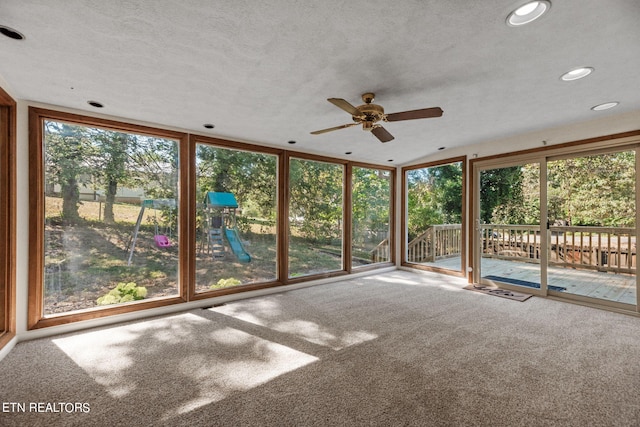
[
  {"left": 211, "top": 303, "right": 377, "bottom": 350},
  {"left": 53, "top": 313, "right": 318, "bottom": 419}
]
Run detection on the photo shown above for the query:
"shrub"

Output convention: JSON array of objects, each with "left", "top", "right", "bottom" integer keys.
[
  {"left": 210, "top": 277, "right": 241, "bottom": 290},
  {"left": 97, "top": 282, "right": 148, "bottom": 305}
]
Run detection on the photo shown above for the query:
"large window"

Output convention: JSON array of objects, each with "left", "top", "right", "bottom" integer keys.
[
  {"left": 352, "top": 166, "right": 393, "bottom": 267},
  {"left": 288, "top": 157, "right": 345, "bottom": 278},
  {"left": 29, "top": 109, "right": 188, "bottom": 328},
  {"left": 0, "top": 87, "right": 16, "bottom": 347},
  {"left": 28, "top": 108, "right": 395, "bottom": 329},
  {"left": 403, "top": 157, "right": 466, "bottom": 275},
  {"left": 194, "top": 141, "right": 278, "bottom": 293}
]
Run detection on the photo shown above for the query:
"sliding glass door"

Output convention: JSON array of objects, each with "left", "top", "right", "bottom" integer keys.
[
  {"left": 547, "top": 149, "right": 636, "bottom": 307},
  {"left": 477, "top": 162, "right": 543, "bottom": 292},
  {"left": 473, "top": 143, "right": 639, "bottom": 311}
]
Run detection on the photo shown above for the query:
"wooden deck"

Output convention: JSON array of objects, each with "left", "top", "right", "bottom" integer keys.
[{"left": 423, "top": 257, "right": 637, "bottom": 306}]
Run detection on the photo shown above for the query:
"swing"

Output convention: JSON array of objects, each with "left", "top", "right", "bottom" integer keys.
[{"left": 153, "top": 208, "right": 171, "bottom": 248}]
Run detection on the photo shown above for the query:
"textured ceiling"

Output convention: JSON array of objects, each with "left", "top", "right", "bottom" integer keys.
[{"left": 1, "top": 0, "right": 639, "bottom": 165}]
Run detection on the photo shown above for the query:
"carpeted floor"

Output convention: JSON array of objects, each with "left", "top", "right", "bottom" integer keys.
[{"left": 1, "top": 270, "right": 639, "bottom": 426}]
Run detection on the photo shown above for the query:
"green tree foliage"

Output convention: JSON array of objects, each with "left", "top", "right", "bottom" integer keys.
[
  {"left": 548, "top": 151, "right": 635, "bottom": 227},
  {"left": 44, "top": 121, "right": 95, "bottom": 223},
  {"left": 407, "top": 162, "right": 462, "bottom": 241},
  {"left": 91, "top": 130, "right": 137, "bottom": 223},
  {"left": 289, "top": 158, "right": 343, "bottom": 242},
  {"left": 352, "top": 167, "right": 391, "bottom": 245},
  {"left": 196, "top": 145, "right": 276, "bottom": 219},
  {"left": 45, "top": 121, "right": 179, "bottom": 227},
  {"left": 480, "top": 166, "right": 524, "bottom": 224}
]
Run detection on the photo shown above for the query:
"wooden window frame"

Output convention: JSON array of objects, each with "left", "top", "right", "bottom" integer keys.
[
  {"left": 28, "top": 108, "right": 397, "bottom": 329},
  {"left": 0, "top": 87, "right": 16, "bottom": 348},
  {"left": 28, "top": 108, "right": 190, "bottom": 329},
  {"left": 285, "top": 153, "right": 350, "bottom": 282},
  {"left": 401, "top": 156, "right": 467, "bottom": 277},
  {"left": 187, "top": 134, "right": 284, "bottom": 300},
  {"left": 350, "top": 162, "right": 396, "bottom": 272}
]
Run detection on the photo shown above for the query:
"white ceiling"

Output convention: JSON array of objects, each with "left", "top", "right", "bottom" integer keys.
[{"left": 1, "top": 0, "right": 639, "bottom": 165}]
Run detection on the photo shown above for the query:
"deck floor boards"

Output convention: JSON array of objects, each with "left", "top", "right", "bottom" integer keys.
[{"left": 420, "top": 256, "right": 637, "bottom": 306}]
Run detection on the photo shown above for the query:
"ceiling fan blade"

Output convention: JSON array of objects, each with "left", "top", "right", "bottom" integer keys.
[
  {"left": 310, "top": 123, "right": 358, "bottom": 135},
  {"left": 385, "top": 107, "right": 443, "bottom": 122},
  {"left": 371, "top": 125, "right": 394, "bottom": 143},
  {"left": 327, "top": 98, "right": 362, "bottom": 116}
]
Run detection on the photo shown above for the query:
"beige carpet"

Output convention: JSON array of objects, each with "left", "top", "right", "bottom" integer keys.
[{"left": 1, "top": 270, "right": 640, "bottom": 426}]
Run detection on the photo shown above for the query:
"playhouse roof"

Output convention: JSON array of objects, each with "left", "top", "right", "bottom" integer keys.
[{"left": 204, "top": 192, "right": 238, "bottom": 208}]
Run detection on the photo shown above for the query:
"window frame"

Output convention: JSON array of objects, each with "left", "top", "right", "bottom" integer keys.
[
  {"left": 188, "top": 134, "right": 284, "bottom": 300},
  {"left": 285, "top": 152, "right": 349, "bottom": 281},
  {"left": 28, "top": 107, "right": 397, "bottom": 329},
  {"left": 350, "top": 162, "right": 396, "bottom": 271},
  {"left": 0, "top": 87, "right": 16, "bottom": 348},
  {"left": 28, "top": 107, "right": 190, "bottom": 329},
  {"left": 402, "top": 155, "right": 467, "bottom": 277}
]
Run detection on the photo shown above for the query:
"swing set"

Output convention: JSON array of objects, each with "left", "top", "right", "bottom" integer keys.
[{"left": 127, "top": 199, "right": 176, "bottom": 266}]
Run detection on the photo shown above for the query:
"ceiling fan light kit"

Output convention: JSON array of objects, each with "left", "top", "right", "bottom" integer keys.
[{"left": 311, "top": 92, "right": 443, "bottom": 143}]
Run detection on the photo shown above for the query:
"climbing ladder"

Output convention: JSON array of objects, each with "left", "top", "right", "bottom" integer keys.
[{"left": 208, "top": 227, "right": 226, "bottom": 259}]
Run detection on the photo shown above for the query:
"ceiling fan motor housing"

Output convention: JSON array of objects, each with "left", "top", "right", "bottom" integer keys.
[{"left": 353, "top": 102, "right": 385, "bottom": 127}]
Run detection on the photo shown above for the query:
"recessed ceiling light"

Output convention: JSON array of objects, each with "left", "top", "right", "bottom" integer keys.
[
  {"left": 203, "top": 123, "right": 215, "bottom": 129},
  {"left": 87, "top": 100, "right": 104, "bottom": 108},
  {"left": 561, "top": 67, "right": 594, "bottom": 81},
  {"left": 591, "top": 102, "right": 619, "bottom": 111},
  {"left": 387, "top": 159, "right": 394, "bottom": 162},
  {"left": 0, "top": 25, "right": 25, "bottom": 40},
  {"left": 345, "top": 151, "right": 352, "bottom": 155},
  {"left": 507, "top": 1, "right": 551, "bottom": 26},
  {"left": 437, "top": 147, "right": 445, "bottom": 151},
  {"left": 287, "top": 140, "right": 296, "bottom": 144}
]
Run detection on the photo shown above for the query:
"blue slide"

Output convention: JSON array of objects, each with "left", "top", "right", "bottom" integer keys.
[{"left": 224, "top": 227, "right": 251, "bottom": 263}]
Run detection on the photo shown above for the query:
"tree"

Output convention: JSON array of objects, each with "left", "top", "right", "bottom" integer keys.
[
  {"left": 195, "top": 145, "right": 277, "bottom": 219},
  {"left": 44, "top": 121, "right": 93, "bottom": 223},
  {"left": 91, "top": 130, "right": 136, "bottom": 223},
  {"left": 480, "top": 166, "right": 524, "bottom": 224},
  {"left": 406, "top": 162, "right": 463, "bottom": 240},
  {"left": 548, "top": 151, "right": 634, "bottom": 227},
  {"left": 289, "top": 159, "right": 343, "bottom": 242},
  {"left": 352, "top": 167, "right": 391, "bottom": 245}
]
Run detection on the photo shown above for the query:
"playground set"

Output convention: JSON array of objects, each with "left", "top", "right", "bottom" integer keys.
[
  {"left": 127, "top": 193, "right": 252, "bottom": 265},
  {"left": 199, "top": 192, "right": 251, "bottom": 263}
]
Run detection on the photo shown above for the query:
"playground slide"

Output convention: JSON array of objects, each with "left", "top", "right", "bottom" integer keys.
[{"left": 224, "top": 227, "right": 251, "bottom": 263}]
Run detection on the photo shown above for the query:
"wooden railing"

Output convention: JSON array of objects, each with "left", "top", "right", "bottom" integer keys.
[
  {"left": 402, "top": 223, "right": 636, "bottom": 273},
  {"left": 371, "top": 238, "right": 390, "bottom": 263},
  {"left": 407, "top": 224, "right": 462, "bottom": 263},
  {"left": 482, "top": 224, "right": 636, "bottom": 274}
]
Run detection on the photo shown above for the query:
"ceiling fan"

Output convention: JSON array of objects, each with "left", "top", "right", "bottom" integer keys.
[{"left": 310, "top": 92, "right": 443, "bottom": 143}]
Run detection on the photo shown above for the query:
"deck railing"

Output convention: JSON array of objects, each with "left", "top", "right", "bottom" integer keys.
[
  {"left": 371, "top": 238, "right": 390, "bottom": 263},
  {"left": 407, "top": 224, "right": 462, "bottom": 263},
  {"left": 482, "top": 224, "right": 636, "bottom": 274},
  {"left": 388, "top": 223, "right": 636, "bottom": 273}
]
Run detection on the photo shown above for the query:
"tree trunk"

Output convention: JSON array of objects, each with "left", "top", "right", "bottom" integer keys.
[
  {"left": 104, "top": 180, "right": 117, "bottom": 223},
  {"left": 61, "top": 177, "right": 80, "bottom": 224}
]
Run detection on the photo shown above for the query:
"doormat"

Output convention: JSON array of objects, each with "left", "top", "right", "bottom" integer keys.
[
  {"left": 483, "top": 275, "right": 566, "bottom": 292},
  {"left": 463, "top": 284, "right": 532, "bottom": 302}
]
